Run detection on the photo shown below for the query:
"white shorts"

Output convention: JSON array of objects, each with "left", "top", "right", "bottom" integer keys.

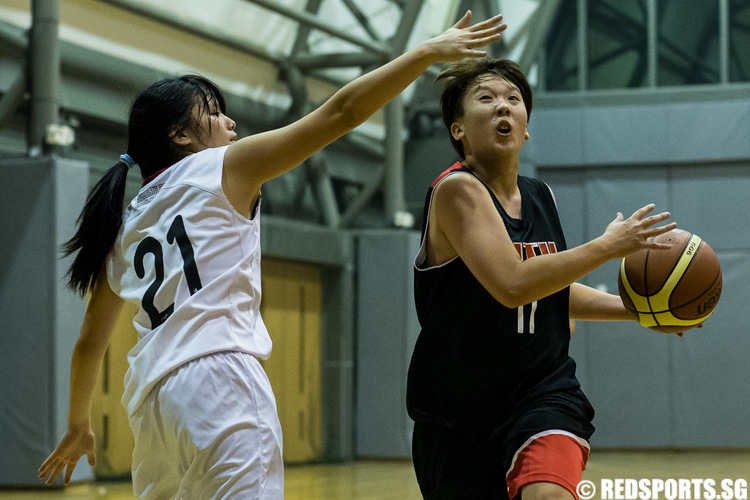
[{"left": 129, "top": 351, "right": 284, "bottom": 499}]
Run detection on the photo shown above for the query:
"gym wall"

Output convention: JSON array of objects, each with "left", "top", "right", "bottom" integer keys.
[{"left": 534, "top": 95, "right": 750, "bottom": 448}]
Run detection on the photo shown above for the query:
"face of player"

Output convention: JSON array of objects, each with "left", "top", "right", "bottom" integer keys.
[
  {"left": 174, "top": 96, "right": 238, "bottom": 153},
  {"left": 450, "top": 75, "right": 530, "bottom": 164}
]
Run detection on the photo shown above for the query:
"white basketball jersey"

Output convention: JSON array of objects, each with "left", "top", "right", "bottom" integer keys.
[{"left": 107, "top": 145, "right": 272, "bottom": 417}]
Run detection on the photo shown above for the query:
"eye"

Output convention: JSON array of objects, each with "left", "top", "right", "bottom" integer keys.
[
  {"left": 508, "top": 95, "right": 520, "bottom": 101},
  {"left": 479, "top": 94, "right": 492, "bottom": 101}
]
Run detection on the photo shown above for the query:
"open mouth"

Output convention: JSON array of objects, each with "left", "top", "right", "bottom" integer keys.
[{"left": 498, "top": 123, "right": 512, "bottom": 135}]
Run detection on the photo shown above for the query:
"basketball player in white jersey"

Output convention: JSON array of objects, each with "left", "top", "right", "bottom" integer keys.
[{"left": 37, "top": 11, "right": 507, "bottom": 498}]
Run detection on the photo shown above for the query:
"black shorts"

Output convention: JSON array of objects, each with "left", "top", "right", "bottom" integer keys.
[{"left": 411, "top": 390, "right": 595, "bottom": 500}]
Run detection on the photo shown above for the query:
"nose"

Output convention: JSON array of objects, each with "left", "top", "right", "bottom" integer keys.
[
  {"left": 496, "top": 101, "right": 510, "bottom": 116},
  {"left": 226, "top": 116, "right": 237, "bottom": 130}
]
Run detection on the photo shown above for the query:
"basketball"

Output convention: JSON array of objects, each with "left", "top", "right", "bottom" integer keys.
[{"left": 617, "top": 229, "right": 722, "bottom": 333}]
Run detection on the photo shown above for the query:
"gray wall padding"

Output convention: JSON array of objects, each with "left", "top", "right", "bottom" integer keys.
[
  {"left": 541, "top": 163, "right": 750, "bottom": 448},
  {"left": 0, "top": 156, "right": 91, "bottom": 485},
  {"left": 355, "top": 230, "right": 421, "bottom": 458}
]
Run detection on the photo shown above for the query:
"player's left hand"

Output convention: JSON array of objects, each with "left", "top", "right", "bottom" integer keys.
[
  {"left": 38, "top": 425, "right": 96, "bottom": 485},
  {"left": 674, "top": 323, "right": 704, "bottom": 337}
]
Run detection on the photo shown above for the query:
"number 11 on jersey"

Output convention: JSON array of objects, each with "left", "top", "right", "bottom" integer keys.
[{"left": 518, "top": 301, "right": 537, "bottom": 334}]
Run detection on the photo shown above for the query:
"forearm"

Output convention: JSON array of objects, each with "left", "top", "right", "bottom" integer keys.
[
  {"left": 490, "top": 237, "right": 615, "bottom": 308},
  {"left": 67, "top": 339, "right": 108, "bottom": 428},
  {"left": 479, "top": 206, "right": 674, "bottom": 308},
  {"left": 329, "top": 45, "right": 437, "bottom": 128},
  {"left": 66, "top": 277, "right": 124, "bottom": 428},
  {"left": 569, "top": 282, "right": 632, "bottom": 321}
]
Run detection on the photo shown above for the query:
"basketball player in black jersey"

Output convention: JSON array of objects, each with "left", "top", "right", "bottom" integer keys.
[{"left": 406, "top": 58, "right": 679, "bottom": 500}]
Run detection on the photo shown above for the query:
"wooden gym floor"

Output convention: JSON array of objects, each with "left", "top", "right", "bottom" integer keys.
[{"left": 2, "top": 450, "right": 748, "bottom": 499}]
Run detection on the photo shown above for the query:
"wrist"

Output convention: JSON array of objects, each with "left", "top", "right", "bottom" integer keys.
[
  {"left": 411, "top": 40, "right": 438, "bottom": 65},
  {"left": 67, "top": 420, "right": 91, "bottom": 432},
  {"left": 588, "top": 236, "right": 616, "bottom": 263}
]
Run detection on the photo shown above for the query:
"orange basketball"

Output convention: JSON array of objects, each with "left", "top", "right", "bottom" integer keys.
[{"left": 617, "top": 229, "right": 722, "bottom": 333}]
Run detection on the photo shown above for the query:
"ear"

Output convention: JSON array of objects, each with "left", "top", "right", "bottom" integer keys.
[
  {"left": 170, "top": 127, "right": 192, "bottom": 146},
  {"left": 525, "top": 124, "right": 530, "bottom": 141},
  {"left": 450, "top": 120, "right": 464, "bottom": 141}
]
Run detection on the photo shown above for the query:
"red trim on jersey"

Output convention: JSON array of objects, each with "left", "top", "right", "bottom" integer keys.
[
  {"left": 141, "top": 167, "right": 170, "bottom": 187},
  {"left": 431, "top": 161, "right": 465, "bottom": 188},
  {"left": 523, "top": 242, "right": 537, "bottom": 260},
  {"left": 506, "top": 432, "right": 590, "bottom": 500},
  {"left": 514, "top": 241, "right": 559, "bottom": 260}
]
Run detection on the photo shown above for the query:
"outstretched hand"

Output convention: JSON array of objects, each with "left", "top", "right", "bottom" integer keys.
[
  {"left": 423, "top": 11, "right": 507, "bottom": 63},
  {"left": 38, "top": 426, "right": 96, "bottom": 486},
  {"left": 601, "top": 203, "right": 677, "bottom": 259}
]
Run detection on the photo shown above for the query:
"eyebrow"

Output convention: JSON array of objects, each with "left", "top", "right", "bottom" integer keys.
[
  {"left": 470, "top": 81, "right": 520, "bottom": 96},
  {"left": 470, "top": 84, "right": 493, "bottom": 95}
]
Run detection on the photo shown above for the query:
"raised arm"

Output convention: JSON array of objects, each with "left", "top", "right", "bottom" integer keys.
[
  {"left": 38, "top": 275, "right": 124, "bottom": 485},
  {"left": 429, "top": 174, "right": 676, "bottom": 309},
  {"left": 222, "top": 11, "right": 507, "bottom": 210}
]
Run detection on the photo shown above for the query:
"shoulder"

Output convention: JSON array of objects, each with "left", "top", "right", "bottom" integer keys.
[
  {"left": 518, "top": 175, "right": 549, "bottom": 192},
  {"left": 429, "top": 172, "right": 497, "bottom": 227},
  {"left": 167, "top": 146, "right": 227, "bottom": 182},
  {"left": 161, "top": 147, "right": 229, "bottom": 196},
  {"left": 430, "top": 161, "right": 468, "bottom": 187},
  {"left": 519, "top": 175, "right": 557, "bottom": 203},
  {"left": 432, "top": 169, "right": 487, "bottom": 204},
  {"left": 193, "top": 145, "right": 229, "bottom": 169}
]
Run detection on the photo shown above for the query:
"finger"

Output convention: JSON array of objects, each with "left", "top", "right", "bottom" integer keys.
[
  {"left": 468, "top": 13, "right": 504, "bottom": 32},
  {"left": 463, "top": 32, "right": 503, "bottom": 55},
  {"left": 631, "top": 203, "right": 657, "bottom": 220},
  {"left": 46, "top": 463, "right": 65, "bottom": 485},
  {"left": 640, "top": 211, "right": 672, "bottom": 228},
  {"left": 470, "top": 24, "right": 507, "bottom": 42},
  {"left": 452, "top": 10, "right": 472, "bottom": 29},
  {"left": 463, "top": 50, "right": 489, "bottom": 59},
  {"left": 39, "top": 455, "right": 55, "bottom": 475},
  {"left": 87, "top": 451, "right": 97, "bottom": 467},
  {"left": 38, "top": 458, "right": 57, "bottom": 479},
  {"left": 612, "top": 212, "right": 624, "bottom": 224},
  {"left": 64, "top": 463, "right": 76, "bottom": 485},
  {"left": 647, "top": 222, "right": 678, "bottom": 242}
]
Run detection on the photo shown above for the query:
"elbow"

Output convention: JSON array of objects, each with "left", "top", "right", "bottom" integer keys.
[
  {"left": 334, "top": 95, "right": 373, "bottom": 132},
  {"left": 500, "top": 297, "right": 528, "bottom": 310},
  {"left": 492, "top": 287, "right": 528, "bottom": 310},
  {"left": 73, "top": 331, "right": 109, "bottom": 359}
]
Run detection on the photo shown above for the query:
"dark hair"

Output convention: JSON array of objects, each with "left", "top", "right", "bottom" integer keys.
[
  {"left": 436, "top": 58, "right": 532, "bottom": 159},
  {"left": 62, "top": 75, "right": 226, "bottom": 296}
]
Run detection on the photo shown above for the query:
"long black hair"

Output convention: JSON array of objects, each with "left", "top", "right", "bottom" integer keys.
[{"left": 62, "top": 75, "right": 226, "bottom": 296}]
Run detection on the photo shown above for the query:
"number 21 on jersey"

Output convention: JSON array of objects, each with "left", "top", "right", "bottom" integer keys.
[{"left": 134, "top": 215, "right": 203, "bottom": 329}]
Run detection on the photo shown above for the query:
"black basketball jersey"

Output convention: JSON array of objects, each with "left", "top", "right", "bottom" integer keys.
[{"left": 407, "top": 163, "right": 592, "bottom": 435}]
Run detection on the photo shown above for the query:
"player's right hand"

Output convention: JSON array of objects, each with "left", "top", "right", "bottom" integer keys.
[
  {"left": 422, "top": 11, "right": 507, "bottom": 62},
  {"left": 38, "top": 425, "right": 96, "bottom": 486}
]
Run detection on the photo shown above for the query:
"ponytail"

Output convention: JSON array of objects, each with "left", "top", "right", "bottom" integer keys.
[{"left": 62, "top": 158, "right": 131, "bottom": 296}]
